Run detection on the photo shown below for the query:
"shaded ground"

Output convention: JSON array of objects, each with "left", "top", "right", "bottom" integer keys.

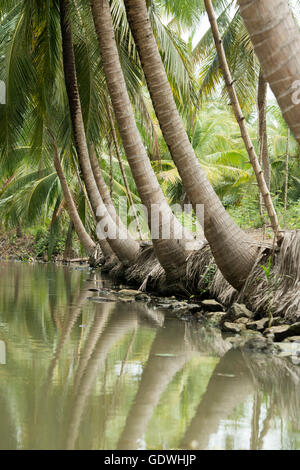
[
  {"left": 0, "top": 227, "right": 271, "bottom": 261},
  {"left": 0, "top": 229, "right": 36, "bottom": 261}
]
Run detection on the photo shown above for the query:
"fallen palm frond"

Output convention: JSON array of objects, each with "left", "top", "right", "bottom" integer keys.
[
  {"left": 210, "top": 268, "right": 237, "bottom": 306},
  {"left": 125, "top": 244, "right": 167, "bottom": 293},
  {"left": 185, "top": 243, "right": 215, "bottom": 293}
]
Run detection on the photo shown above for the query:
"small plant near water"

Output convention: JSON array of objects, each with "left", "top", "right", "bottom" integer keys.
[
  {"left": 200, "top": 263, "right": 217, "bottom": 295},
  {"left": 34, "top": 228, "right": 64, "bottom": 260}
]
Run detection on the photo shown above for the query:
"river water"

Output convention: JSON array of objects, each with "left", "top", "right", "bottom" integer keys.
[{"left": 0, "top": 262, "right": 299, "bottom": 450}]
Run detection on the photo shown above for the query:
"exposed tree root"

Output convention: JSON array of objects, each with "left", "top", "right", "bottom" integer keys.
[
  {"left": 109, "top": 261, "right": 126, "bottom": 280},
  {"left": 125, "top": 245, "right": 159, "bottom": 286},
  {"left": 125, "top": 244, "right": 168, "bottom": 292},
  {"left": 100, "top": 254, "right": 119, "bottom": 273}
]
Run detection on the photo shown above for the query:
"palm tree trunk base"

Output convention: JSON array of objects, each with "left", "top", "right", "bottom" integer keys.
[
  {"left": 100, "top": 255, "right": 119, "bottom": 273},
  {"left": 97, "top": 231, "right": 300, "bottom": 322},
  {"left": 236, "top": 230, "right": 300, "bottom": 322}
]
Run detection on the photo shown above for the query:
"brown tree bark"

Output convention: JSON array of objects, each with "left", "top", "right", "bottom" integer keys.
[
  {"left": 104, "top": 99, "right": 143, "bottom": 240},
  {"left": 237, "top": 0, "right": 300, "bottom": 147}
]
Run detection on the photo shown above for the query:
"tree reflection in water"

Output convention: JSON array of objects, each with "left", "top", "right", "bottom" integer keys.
[{"left": 0, "top": 262, "right": 299, "bottom": 450}]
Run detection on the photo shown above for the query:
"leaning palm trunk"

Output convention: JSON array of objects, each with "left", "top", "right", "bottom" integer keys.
[
  {"left": 66, "top": 307, "right": 137, "bottom": 450},
  {"left": 90, "top": 143, "right": 143, "bottom": 240},
  {"left": 118, "top": 321, "right": 190, "bottom": 449},
  {"left": 59, "top": 0, "right": 139, "bottom": 265},
  {"left": 53, "top": 146, "right": 96, "bottom": 255},
  {"left": 105, "top": 98, "right": 143, "bottom": 240},
  {"left": 123, "top": 0, "right": 258, "bottom": 289},
  {"left": 63, "top": 221, "right": 74, "bottom": 260},
  {"left": 91, "top": 0, "right": 199, "bottom": 281},
  {"left": 204, "top": 0, "right": 281, "bottom": 240},
  {"left": 237, "top": 0, "right": 300, "bottom": 147},
  {"left": 89, "top": 144, "right": 129, "bottom": 232}
]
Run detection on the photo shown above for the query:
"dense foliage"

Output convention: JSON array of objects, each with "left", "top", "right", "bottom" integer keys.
[{"left": 0, "top": 0, "right": 299, "bottom": 260}]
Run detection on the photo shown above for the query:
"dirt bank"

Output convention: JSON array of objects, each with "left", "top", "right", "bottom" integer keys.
[{"left": 0, "top": 230, "right": 36, "bottom": 261}]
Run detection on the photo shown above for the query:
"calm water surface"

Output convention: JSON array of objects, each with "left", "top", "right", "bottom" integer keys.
[{"left": 0, "top": 262, "right": 299, "bottom": 450}]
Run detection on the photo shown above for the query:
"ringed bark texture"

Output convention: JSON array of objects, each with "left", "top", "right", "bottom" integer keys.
[{"left": 238, "top": 0, "right": 300, "bottom": 146}]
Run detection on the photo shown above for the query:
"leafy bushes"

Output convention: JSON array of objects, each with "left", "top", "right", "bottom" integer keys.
[{"left": 34, "top": 228, "right": 65, "bottom": 260}]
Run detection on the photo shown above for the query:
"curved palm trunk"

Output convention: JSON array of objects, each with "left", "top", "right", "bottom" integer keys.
[
  {"left": 89, "top": 144, "right": 127, "bottom": 230},
  {"left": 66, "top": 307, "right": 137, "bottom": 450},
  {"left": 180, "top": 350, "right": 254, "bottom": 449},
  {"left": 70, "top": 154, "right": 114, "bottom": 259},
  {"left": 59, "top": 0, "right": 139, "bottom": 265},
  {"left": 237, "top": 0, "right": 300, "bottom": 147},
  {"left": 53, "top": 148, "right": 96, "bottom": 255},
  {"left": 90, "top": 144, "right": 143, "bottom": 240},
  {"left": 105, "top": 100, "right": 143, "bottom": 240},
  {"left": 118, "top": 321, "right": 190, "bottom": 449},
  {"left": 90, "top": 0, "right": 199, "bottom": 281},
  {"left": 123, "top": 0, "right": 258, "bottom": 289},
  {"left": 63, "top": 221, "right": 74, "bottom": 260}
]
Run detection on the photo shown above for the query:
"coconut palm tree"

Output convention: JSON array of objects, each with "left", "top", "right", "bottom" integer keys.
[
  {"left": 123, "top": 0, "right": 261, "bottom": 289},
  {"left": 237, "top": 0, "right": 300, "bottom": 147},
  {"left": 59, "top": 0, "right": 141, "bottom": 265},
  {"left": 203, "top": 0, "right": 280, "bottom": 237},
  {"left": 90, "top": 0, "right": 200, "bottom": 281},
  {"left": 0, "top": 0, "right": 106, "bottom": 259}
]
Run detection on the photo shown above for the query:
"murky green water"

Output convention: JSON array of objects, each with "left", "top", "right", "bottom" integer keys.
[{"left": 0, "top": 262, "right": 299, "bottom": 450}]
